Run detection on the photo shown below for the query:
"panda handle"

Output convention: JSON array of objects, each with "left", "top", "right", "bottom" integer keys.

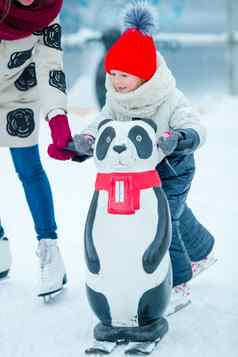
[
  {"left": 64, "top": 140, "right": 93, "bottom": 163},
  {"left": 65, "top": 140, "right": 77, "bottom": 153}
]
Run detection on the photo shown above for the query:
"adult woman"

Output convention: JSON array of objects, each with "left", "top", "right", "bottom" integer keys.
[{"left": 0, "top": 0, "right": 74, "bottom": 298}]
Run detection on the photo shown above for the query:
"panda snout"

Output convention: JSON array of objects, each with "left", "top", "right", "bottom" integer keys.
[{"left": 113, "top": 144, "right": 127, "bottom": 154}]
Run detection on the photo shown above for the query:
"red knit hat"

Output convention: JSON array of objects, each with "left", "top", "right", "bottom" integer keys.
[{"left": 104, "top": 1, "right": 157, "bottom": 81}]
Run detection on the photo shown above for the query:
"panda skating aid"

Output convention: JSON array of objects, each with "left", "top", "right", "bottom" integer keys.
[
  {"left": 71, "top": 118, "right": 173, "bottom": 354},
  {"left": 86, "top": 320, "right": 167, "bottom": 355}
]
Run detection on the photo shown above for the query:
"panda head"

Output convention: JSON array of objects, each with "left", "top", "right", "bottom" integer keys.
[{"left": 94, "top": 119, "right": 162, "bottom": 173}]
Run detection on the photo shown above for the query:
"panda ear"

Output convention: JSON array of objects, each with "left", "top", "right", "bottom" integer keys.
[
  {"left": 132, "top": 118, "right": 157, "bottom": 133},
  {"left": 98, "top": 119, "right": 113, "bottom": 131}
]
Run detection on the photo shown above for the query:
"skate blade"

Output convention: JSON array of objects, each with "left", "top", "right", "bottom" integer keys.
[
  {"left": 43, "top": 289, "right": 63, "bottom": 303},
  {"left": 38, "top": 273, "right": 67, "bottom": 303},
  {"left": 166, "top": 299, "right": 191, "bottom": 317},
  {"left": 0, "top": 270, "right": 10, "bottom": 280},
  {"left": 0, "top": 274, "right": 10, "bottom": 283}
]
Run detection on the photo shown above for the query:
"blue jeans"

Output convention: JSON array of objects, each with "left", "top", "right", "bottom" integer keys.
[{"left": 0, "top": 145, "right": 57, "bottom": 240}]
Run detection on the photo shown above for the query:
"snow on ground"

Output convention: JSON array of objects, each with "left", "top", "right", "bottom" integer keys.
[{"left": 0, "top": 76, "right": 238, "bottom": 356}]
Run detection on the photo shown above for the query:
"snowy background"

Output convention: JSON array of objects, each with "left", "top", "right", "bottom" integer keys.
[{"left": 1, "top": 1, "right": 238, "bottom": 356}]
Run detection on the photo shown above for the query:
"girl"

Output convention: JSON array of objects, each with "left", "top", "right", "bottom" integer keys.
[
  {"left": 74, "top": 1, "right": 216, "bottom": 315},
  {"left": 0, "top": 0, "right": 74, "bottom": 299}
]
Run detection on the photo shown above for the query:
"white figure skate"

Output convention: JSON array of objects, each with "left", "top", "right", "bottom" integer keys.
[
  {"left": 0, "top": 238, "right": 12, "bottom": 280},
  {"left": 36, "top": 239, "right": 67, "bottom": 303},
  {"left": 165, "top": 282, "right": 191, "bottom": 316},
  {"left": 192, "top": 250, "right": 217, "bottom": 279}
]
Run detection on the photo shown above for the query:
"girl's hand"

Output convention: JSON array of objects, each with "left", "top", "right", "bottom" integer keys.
[
  {"left": 158, "top": 129, "right": 200, "bottom": 156},
  {"left": 73, "top": 134, "right": 95, "bottom": 156},
  {"left": 157, "top": 131, "right": 182, "bottom": 156}
]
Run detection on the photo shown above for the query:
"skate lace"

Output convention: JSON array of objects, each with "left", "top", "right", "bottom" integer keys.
[
  {"left": 192, "top": 261, "right": 200, "bottom": 274},
  {"left": 36, "top": 240, "right": 55, "bottom": 268}
]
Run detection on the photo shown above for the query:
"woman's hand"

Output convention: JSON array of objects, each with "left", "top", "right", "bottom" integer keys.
[{"left": 48, "top": 114, "right": 75, "bottom": 160}]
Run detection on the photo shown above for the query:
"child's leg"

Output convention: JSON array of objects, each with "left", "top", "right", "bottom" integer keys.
[
  {"left": 166, "top": 195, "right": 193, "bottom": 287},
  {"left": 179, "top": 205, "right": 215, "bottom": 261},
  {"left": 10, "top": 145, "right": 57, "bottom": 240},
  {"left": 157, "top": 156, "right": 195, "bottom": 287}
]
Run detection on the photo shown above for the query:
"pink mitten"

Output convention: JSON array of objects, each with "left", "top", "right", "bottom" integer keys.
[
  {"left": 48, "top": 114, "right": 72, "bottom": 149},
  {"left": 48, "top": 144, "right": 75, "bottom": 161}
]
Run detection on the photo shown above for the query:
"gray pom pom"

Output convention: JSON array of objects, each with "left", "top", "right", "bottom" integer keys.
[{"left": 122, "top": 1, "right": 158, "bottom": 36}]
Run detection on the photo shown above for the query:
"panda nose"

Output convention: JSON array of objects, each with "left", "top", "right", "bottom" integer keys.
[{"left": 113, "top": 144, "right": 127, "bottom": 154}]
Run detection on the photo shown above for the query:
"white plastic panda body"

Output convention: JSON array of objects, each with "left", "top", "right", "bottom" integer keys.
[{"left": 84, "top": 119, "right": 172, "bottom": 341}]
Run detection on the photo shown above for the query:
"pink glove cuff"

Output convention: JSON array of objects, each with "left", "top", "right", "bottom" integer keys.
[
  {"left": 48, "top": 144, "right": 75, "bottom": 161},
  {"left": 49, "top": 114, "right": 72, "bottom": 149}
]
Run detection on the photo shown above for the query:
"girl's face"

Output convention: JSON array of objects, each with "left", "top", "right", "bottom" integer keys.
[
  {"left": 15, "top": 0, "right": 35, "bottom": 6},
  {"left": 109, "top": 70, "right": 144, "bottom": 93}
]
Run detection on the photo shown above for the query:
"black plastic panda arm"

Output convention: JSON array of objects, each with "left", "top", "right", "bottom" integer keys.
[
  {"left": 84, "top": 191, "right": 101, "bottom": 274},
  {"left": 142, "top": 187, "right": 172, "bottom": 274}
]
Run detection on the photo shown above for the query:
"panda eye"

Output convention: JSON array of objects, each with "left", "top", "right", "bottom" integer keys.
[
  {"left": 106, "top": 136, "right": 112, "bottom": 144},
  {"left": 136, "top": 135, "right": 142, "bottom": 142}
]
